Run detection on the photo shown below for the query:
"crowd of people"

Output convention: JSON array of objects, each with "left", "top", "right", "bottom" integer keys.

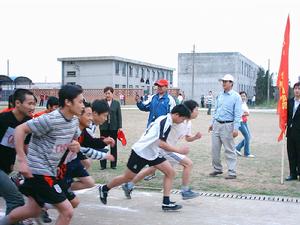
[{"left": 0, "top": 76, "right": 299, "bottom": 225}]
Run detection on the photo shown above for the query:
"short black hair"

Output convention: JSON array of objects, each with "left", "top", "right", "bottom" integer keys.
[
  {"left": 104, "top": 86, "right": 114, "bottom": 93},
  {"left": 46, "top": 96, "right": 59, "bottom": 109},
  {"left": 171, "top": 104, "right": 191, "bottom": 118},
  {"left": 83, "top": 101, "right": 92, "bottom": 108},
  {"left": 13, "top": 89, "right": 35, "bottom": 104},
  {"left": 239, "top": 91, "right": 247, "bottom": 96},
  {"left": 58, "top": 85, "right": 83, "bottom": 107},
  {"left": 183, "top": 100, "right": 199, "bottom": 112},
  {"left": 293, "top": 82, "right": 300, "bottom": 89},
  {"left": 92, "top": 99, "right": 109, "bottom": 114},
  {"left": 8, "top": 95, "right": 14, "bottom": 108}
]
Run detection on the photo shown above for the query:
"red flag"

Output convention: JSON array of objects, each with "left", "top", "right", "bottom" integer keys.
[{"left": 277, "top": 15, "right": 290, "bottom": 142}]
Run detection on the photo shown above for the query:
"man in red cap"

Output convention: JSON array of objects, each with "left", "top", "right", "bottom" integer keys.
[
  {"left": 135, "top": 79, "right": 176, "bottom": 180},
  {"left": 135, "top": 79, "right": 176, "bottom": 128}
]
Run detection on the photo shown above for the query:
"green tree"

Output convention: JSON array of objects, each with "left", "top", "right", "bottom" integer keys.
[{"left": 255, "top": 67, "right": 274, "bottom": 104}]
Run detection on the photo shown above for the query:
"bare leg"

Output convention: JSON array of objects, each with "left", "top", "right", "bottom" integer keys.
[
  {"left": 54, "top": 199, "right": 74, "bottom": 225},
  {"left": 107, "top": 169, "right": 137, "bottom": 189},
  {"left": 179, "top": 157, "right": 193, "bottom": 187},
  {"left": 154, "top": 161, "right": 175, "bottom": 196},
  {"left": 132, "top": 167, "right": 157, "bottom": 184},
  {"left": 71, "top": 176, "right": 95, "bottom": 190}
]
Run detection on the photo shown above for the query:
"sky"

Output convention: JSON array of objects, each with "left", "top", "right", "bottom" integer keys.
[{"left": 0, "top": 0, "right": 299, "bottom": 86}]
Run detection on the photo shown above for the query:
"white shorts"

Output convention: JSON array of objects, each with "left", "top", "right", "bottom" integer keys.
[{"left": 164, "top": 152, "right": 185, "bottom": 165}]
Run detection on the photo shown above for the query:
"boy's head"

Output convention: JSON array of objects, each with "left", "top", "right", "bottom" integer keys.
[
  {"left": 13, "top": 89, "right": 36, "bottom": 117},
  {"left": 46, "top": 96, "right": 59, "bottom": 112},
  {"left": 79, "top": 101, "right": 93, "bottom": 129},
  {"left": 58, "top": 85, "right": 84, "bottom": 116},
  {"left": 91, "top": 99, "right": 110, "bottom": 125},
  {"left": 183, "top": 100, "right": 199, "bottom": 119},
  {"left": 170, "top": 104, "right": 191, "bottom": 124}
]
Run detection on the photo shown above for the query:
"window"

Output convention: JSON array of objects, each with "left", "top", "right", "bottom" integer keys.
[
  {"left": 141, "top": 67, "right": 145, "bottom": 79},
  {"left": 170, "top": 73, "right": 173, "bottom": 84},
  {"left": 161, "top": 71, "right": 164, "bottom": 79},
  {"left": 66, "top": 71, "right": 76, "bottom": 77},
  {"left": 122, "top": 84, "right": 126, "bottom": 88},
  {"left": 67, "top": 82, "right": 76, "bottom": 85},
  {"left": 147, "top": 68, "right": 150, "bottom": 79},
  {"left": 136, "top": 66, "right": 139, "bottom": 78},
  {"left": 129, "top": 85, "right": 133, "bottom": 88},
  {"left": 122, "top": 63, "right": 126, "bottom": 76},
  {"left": 135, "top": 85, "right": 139, "bottom": 88},
  {"left": 115, "top": 84, "right": 120, "bottom": 88},
  {"left": 152, "top": 70, "right": 156, "bottom": 81},
  {"left": 115, "top": 62, "right": 119, "bottom": 75},
  {"left": 129, "top": 65, "right": 133, "bottom": 77}
]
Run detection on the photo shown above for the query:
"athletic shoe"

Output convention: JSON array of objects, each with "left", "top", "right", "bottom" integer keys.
[
  {"left": 35, "top": 209, "right": 52, "bottom": 225},
  {"left": 181, "top": 189, "right": 200, "bottom": 200},
  {"left": 162, "top": 203, "right": 182, "bottom": 211},
  {"left": 122, "top": 183, "right": 132, "bottom": 199},
  {"left": 98, "top": 185, "right": 108, "bottom": 204},
  {"left": 144, "top": 173, "right": 156, "bottom": 181},
  {"left": 245, "top": 154, "right": 255, "bottom": 158},
  {"left": 236, "top": 150, "right": 242, "bottom": 156},
  {"left": 209, "top": 171, "right": 223, "bottom": 177}
]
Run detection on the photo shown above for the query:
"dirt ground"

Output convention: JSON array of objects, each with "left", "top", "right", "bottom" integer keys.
[{"left": 90, "top": 108, "right": 300, "bottom": 197}]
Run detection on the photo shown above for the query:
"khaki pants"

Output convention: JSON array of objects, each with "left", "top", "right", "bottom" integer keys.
[{"left": 211, "top": 121, "right": 237, "bottom": 176}]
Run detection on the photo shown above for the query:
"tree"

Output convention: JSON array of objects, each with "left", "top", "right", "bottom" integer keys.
[{"left": 255, "top": 67, "right": 274, "bottom": 104}]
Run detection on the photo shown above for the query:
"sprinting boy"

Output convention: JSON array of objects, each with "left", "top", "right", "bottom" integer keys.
[
  {"left": 98, "top": 104, "right": 191, "bottom": 211},
  {"left": 122, "top": 100, "right": 202, "bottom": 200},
  {"left": 0, "top": 84, "right": 84, "bottom": 225}
]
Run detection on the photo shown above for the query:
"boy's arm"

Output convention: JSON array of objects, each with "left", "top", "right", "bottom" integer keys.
[
  {"left": 158, "top": 140, "right": 189, "bottom": 155},
  {"left": 80, "top": 147, "right": 114, "bottom": 161},
  {"left": 15, "top": 123, "right": 33, "bottom": 178},
  {"left": 185, "top": 132, "right": 202, "bottom": 142}
]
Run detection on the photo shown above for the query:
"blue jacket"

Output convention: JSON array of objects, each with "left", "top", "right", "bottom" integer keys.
[{"left": 137, "top": 92, "right": 176, "bottom": 127}]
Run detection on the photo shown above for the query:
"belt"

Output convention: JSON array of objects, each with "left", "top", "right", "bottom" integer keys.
[{"left": 216, "top": 120, "right": 233, "bottom": 124}]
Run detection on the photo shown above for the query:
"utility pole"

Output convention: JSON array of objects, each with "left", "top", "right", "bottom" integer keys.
[
  {"left": 191, "top": 44, "right": 195, "bottom": 99},
  {"left": 7, "top": 59, "right": 9, "bottom": 76},
  {"left": 267, "top": 59, "right": 270, "bottom": 104}
]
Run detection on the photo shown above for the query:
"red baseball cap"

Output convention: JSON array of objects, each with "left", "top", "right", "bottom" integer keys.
[{"left": 154, "top": 79, "right": 169, "bottom": 87}]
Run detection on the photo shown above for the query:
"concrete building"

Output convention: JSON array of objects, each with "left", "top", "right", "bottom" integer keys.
[
  {"left": 178, "top": 52, "right": 259, "bottom": 101},
  {"left": 57, "top": 56, "right": 175, "bottom": 94}
]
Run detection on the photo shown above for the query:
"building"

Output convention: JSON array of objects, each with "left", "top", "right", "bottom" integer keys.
[
  {"left": 178, "top": 52, "right": 259, "bottom": 101},
  {"left": 57, "top": 56, "right": 175, "bottom": 95}
]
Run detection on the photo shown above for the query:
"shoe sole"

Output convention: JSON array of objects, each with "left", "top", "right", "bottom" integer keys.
[
  {"left": 98, "top": 186, "right": 107, "bottom": 204},
  {"left": 162, "top": 205, "right": 183, "bottom": 211},
  {"left": 122, "top": 185, "right": 132, "bottom": 199},
  {"left": 182, "top": 194, "right": 200, "bottom": 200}
]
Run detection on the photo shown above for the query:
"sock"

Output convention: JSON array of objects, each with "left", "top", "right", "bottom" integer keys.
[
  {"left": 127, "top": 182, "right": 134, "bottom": 190},
  {"left": 103, "top": 184, "right": 109, "bottom": 192},
  {"left": 0, "top": 216, "right": 9, "bottom": 225},
  {"left": 44, "top": 203, "right": 54, "bottom": 209},
  {"left": 181, "top": 186, "right": 189, "bottom": 192},
  {"left": 163, "top": 196, "right": 170, "bottom": 204}
]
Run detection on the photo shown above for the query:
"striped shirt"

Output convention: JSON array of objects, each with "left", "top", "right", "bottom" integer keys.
[{"left": 26, "top": 109, "right": 80, "bottom": 176}]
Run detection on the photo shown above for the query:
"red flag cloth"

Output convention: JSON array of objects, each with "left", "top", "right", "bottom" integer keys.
[
  {"left": 277, "top": 15, "right": 290, "bottom": 142},
  {"left": 117, "top": 130, "right": 127, "bottom": 146}
]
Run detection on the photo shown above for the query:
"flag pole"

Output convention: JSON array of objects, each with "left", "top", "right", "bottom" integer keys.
[{"left": 280, "top": 137, "right": 286, "bottom": 184}]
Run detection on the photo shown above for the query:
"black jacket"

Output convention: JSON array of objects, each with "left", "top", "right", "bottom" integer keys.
[
  {"left": 100, "top": 99, "right": 122, "bottom": 131},
  {"left": 287, "top": 98, "right": 300, "bottom": 136}
]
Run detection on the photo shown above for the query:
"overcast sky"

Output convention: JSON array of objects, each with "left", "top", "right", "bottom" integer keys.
[{"left": 0, "top": 0, "right": 299, "bottom": 85}]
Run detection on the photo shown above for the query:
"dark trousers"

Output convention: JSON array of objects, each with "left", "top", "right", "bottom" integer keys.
[
  {"left": 287, "top": 130, "right": 300, "bottom": 177},
  {"left": 100, "top": 130, "right": 118, "bottom": 169}
]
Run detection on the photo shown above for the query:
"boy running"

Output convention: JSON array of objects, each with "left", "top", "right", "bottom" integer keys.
[{"left": 98, "top": 104, "right": 191, "bottom": 211}]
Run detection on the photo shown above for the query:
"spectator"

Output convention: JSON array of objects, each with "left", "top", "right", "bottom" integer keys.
[
  {"left": 251, "top": 95, "right": 256, "bottom": 107},
  {"left": 119, "top": 93, "right": 125, "bottom": 105},
  {"left": 177, "top": 93, "right": 184, "bottom": 104},
  {"left": 206, "top": 91, "right": 213, "bottom": 115},
  {"left": 200, "top": 95, "right": 205, "bottom": 108}
]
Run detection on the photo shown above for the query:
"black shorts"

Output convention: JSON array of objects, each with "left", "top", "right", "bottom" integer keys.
[
  {"left": 57, "top": 179, "right": 76, "bottom": 201},
  {"left": 127, "top": 150, "right": 166, "bottom": 174},
  {"left": 65, "top": 158, "right": 89, "bottom": 186},
  {"left": 19, "top": 175, "right": 67, "bottom": 207}
]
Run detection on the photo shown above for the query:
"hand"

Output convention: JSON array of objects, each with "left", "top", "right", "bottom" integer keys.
[
  {"left": 178, "top": 146, "right": 189, "bottom": 155},
  {"left": 68, "top": 140, "right": 81, "bottom": 153},
  {"left": 194, "top": 132, "right": 202, "bottom": 140},
  {"left": 18, "top": 161, "right": 33, "bottom": 178},
  {"left": 232, "top": 130, "right": 238, "bottom": 138},
  {"left": 208, "top": 125, "right": 213, "bottom": 132},
  {"left": 103, "top": 137, "right": 115, "bottom": 147},
  {"left": 105, "top": 153, "right": 115, "bottom": 162}
]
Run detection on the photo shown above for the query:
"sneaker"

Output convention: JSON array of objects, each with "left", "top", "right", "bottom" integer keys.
[
  {"left": 236, "top": 150, "right": 242, "bottom": 156},
  {"left": 162, "top": 203, "right": 182, "bottom": 211},
  {"left": 41, "top": 210, "right": 52, "bottom": 223},
  {"left": 245, "top": 154, "right": 255, "bottom": 158},
  {"left": 225, "top": 175, "right": 237, "bottom": 179},
  {"left": 144, "top": 173, "right": 156, "bottom": 181},
  {"left": 122, "top": 183, "right": 132, "bottom": 199},
  {"left": 181, "top": 189, "right": 200, "bottom": 200},
  {"left": 98, "top": 185, "right": 108, "bottom": 204},
  {"left": 209, "top": 171, "right": 223, "bottom": 177}
]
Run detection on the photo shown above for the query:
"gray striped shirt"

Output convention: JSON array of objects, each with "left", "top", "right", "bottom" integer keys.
[{"left": 26, "top": 109, "right": 80, "bottom": 176}]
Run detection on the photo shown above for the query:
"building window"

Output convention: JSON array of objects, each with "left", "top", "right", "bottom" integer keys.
[
  {"left": 135, "top": 85, "right": 139, "bottom": 88},
  {"left": 122, "top": 63, "right": 126, "bottom": 76},
  {"left": 129, "top": 65, "right": 133, "bottom": 77},
  {"left": 147, "top": 68, "right": 150, "bottom": 79},
  {"left": 115, "top": 84, "right": 120, "bottom": 88},
  {"left": 67, "top": 71, "right": 76, "bottom": 77},
  {"left": 136, "top": 66, "right": 139, "bottom": 78},
  {"left": 141, "top": 67, "right": 145, "bottom": 79},
  {"left": 67, "top": 82, "right": 76, "bottom": 85},
  {"left": 166, "top": 72, "right": 169, "bottom": 81},
  {"left": 152, "top": 70, "right": 156, "bottom": 81},
  {"left": 129, "top": 85, "right": 133, "bottom": 88},
  {"left": 115, "top": 62, "right": 119, "bottom": 75},
  {"left": 122, "top": 84, "right": 126, "bottom": 88},
  {"left": 170, "top": 73, "right": 173, "bottom": 84},
  {"left": 161, "top": 71, "right": 164, "bottom": 79}
]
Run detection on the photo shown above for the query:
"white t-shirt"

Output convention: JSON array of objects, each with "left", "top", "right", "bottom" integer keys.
[{"left": 132, "top": 114, "right": 173, "bottom": 160}]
